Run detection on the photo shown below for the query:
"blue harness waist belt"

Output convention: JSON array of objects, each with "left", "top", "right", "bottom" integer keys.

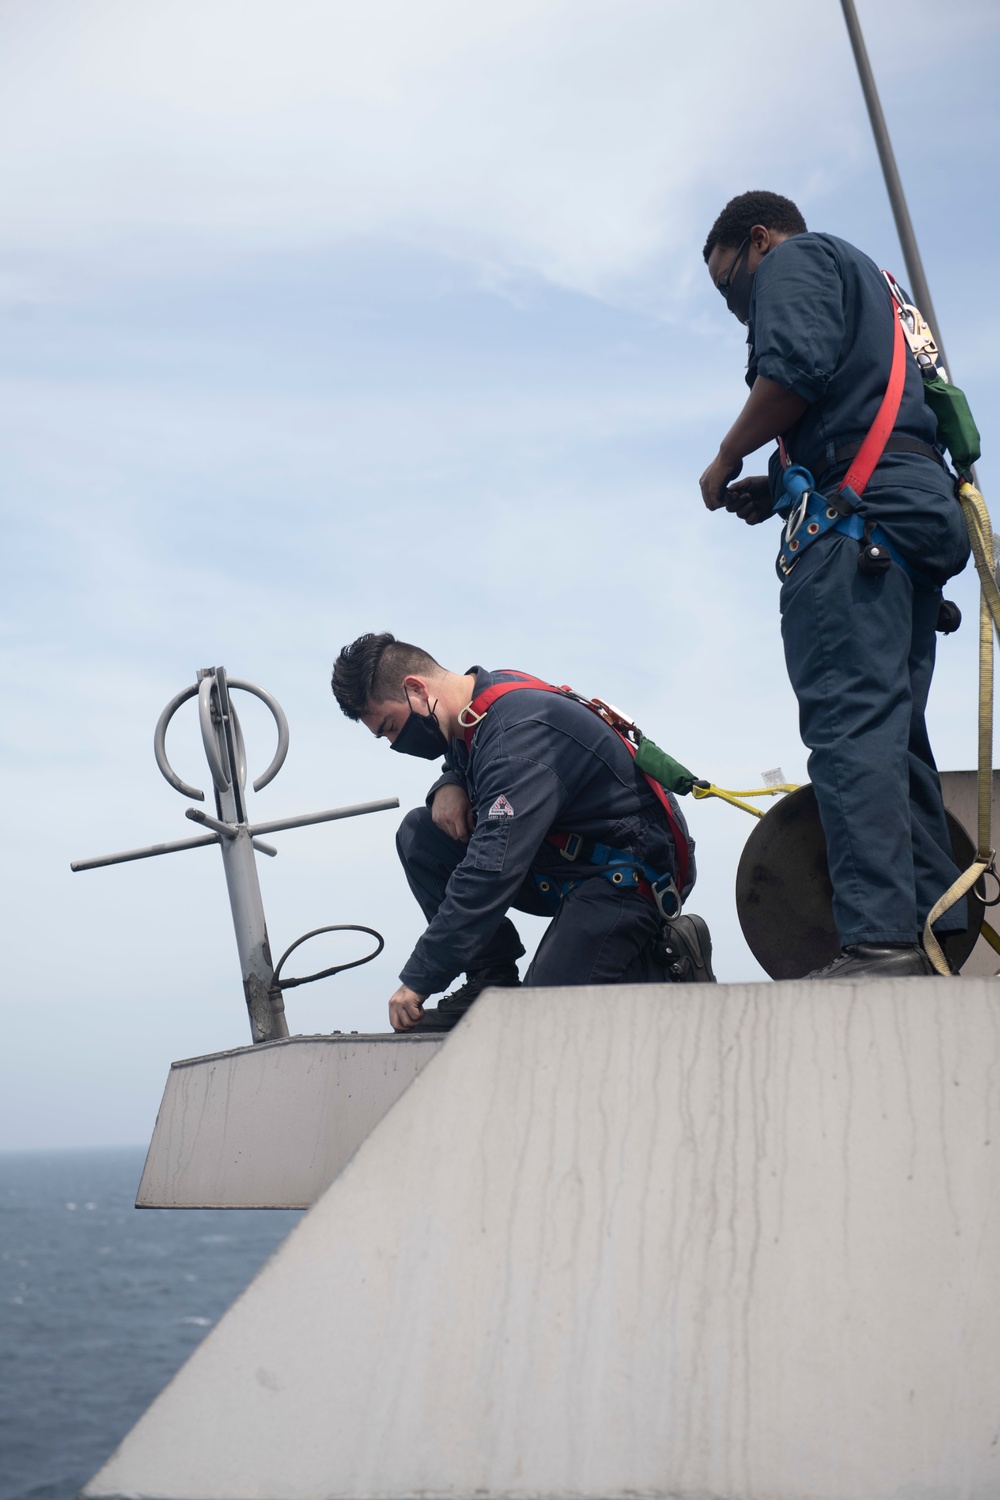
[
  {"left": 538, "top": 832, "right": 681, "bottom": 920},
  {"left": 773, "top": 464, "right": 925, "bottom": 583}
]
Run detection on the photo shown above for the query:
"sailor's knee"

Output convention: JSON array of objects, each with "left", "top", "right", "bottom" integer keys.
[{"left": 395, "top": 805, "right": 434, "bottom": 865}]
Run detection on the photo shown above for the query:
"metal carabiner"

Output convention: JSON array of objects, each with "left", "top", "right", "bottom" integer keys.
[
  {"left": 780, "top": 464, "right": 817, "bottom": 546},
  {"left": 784, "top": 487, "right": 814, "bottom": 546}
]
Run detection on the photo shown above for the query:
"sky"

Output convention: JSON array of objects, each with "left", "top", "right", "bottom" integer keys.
[{"left": 2, "top": 0, "right": 999, "bottom": 1151}]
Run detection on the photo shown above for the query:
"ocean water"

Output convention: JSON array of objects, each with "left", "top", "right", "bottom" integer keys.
[{"left": 0, "top": 1147, "right": 301, "bottom": 1500}]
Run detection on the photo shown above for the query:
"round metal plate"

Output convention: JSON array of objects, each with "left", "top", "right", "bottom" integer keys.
[{"left": 735, "top": 784, "right": 983, "bottom": 979}]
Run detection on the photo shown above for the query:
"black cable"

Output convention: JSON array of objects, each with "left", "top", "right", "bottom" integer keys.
[{"left": 273, "top": 924, "right": 385, "bottom": 990}]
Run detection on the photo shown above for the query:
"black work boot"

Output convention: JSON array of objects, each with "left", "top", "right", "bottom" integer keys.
[
  {"left": 657, "top": 914, "right": 717, "bottom": 983},
  {"left": 806, "top": 943, "right": 937, "bottom": 981},
  {"left": 415, "top": 963, "right": 521, "bottom": 1032}
]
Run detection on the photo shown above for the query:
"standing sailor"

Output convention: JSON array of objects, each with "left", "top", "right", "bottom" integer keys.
[{"left": 699, "top": 189, "right": 969, "bottom": 979}]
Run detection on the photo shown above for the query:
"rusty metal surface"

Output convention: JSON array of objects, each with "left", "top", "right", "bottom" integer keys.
[{"left": 736, "top": 785, "right": 983, "bottom": 979}]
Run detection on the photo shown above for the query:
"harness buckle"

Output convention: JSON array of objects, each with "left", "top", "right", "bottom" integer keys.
[
  {"left": 589, "top": 696, "right": 642, "bottom": 742},
  {"left": 559, "top": 832, "right": 584, "bottom": 862},
  {"left": 652, "top": 874, "right": 682, "bottom": 921}
]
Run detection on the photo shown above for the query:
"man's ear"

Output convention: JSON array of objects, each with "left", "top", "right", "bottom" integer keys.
[
  {"left": 749, "top": 223, "right": 771, "bottom": 254},
  {"left": 401, "top": 674, "right": 432, "bottom": 707}
]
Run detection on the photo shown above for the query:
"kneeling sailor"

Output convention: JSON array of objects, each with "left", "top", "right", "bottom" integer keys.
[{"left": 331, "top": 632, "right": 712, "bottom": 1031}]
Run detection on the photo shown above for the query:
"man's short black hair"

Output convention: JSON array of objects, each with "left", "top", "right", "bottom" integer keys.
[
  {"left": 702, "top": 191, "right": 807, "bottom": 261},
  {"left": 331, "top": 632, "right": 443, "bottom": 720}
]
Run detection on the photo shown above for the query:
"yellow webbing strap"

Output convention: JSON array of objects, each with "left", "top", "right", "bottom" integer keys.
[
  {"left": 691, "top": 782, "right": 800, "bottom": 819},
  {"left": 923, "top": 480, "right": 999, "bottom": 976},
  {"left": 979, "top": 919, "right": 1000, "bottom": 960}
]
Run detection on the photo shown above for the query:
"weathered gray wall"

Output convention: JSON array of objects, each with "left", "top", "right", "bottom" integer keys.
[
  {"left": 87, "top": 978, "right": 1000, "bottom": 1500},
  {"left": 136, "top": 1033, "right": 443, "bottom": 1208}
]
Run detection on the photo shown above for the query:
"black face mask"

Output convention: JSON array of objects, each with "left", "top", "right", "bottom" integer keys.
[
  {"left": 724, "top": 256, "right": 755, "bottom": 325},
  {"left": 717, "top": 238, "right": 755, "bottom": 326},
  {"left": 389, "top": 695, "right": 450, "bottom": 761}
]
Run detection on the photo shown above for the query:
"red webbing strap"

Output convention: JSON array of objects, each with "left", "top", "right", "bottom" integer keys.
[
  {"left": 460, "top": 674, "right": 554, "bottom": 747},
  {"left": 839, "top": 306, "right": 906, "bottom": 496},
  {"left": 614, "top": 735, "right": 691, "bottom": 896},
  {"left": 461, "top": 674, "right": 691, "bottom": 894}
]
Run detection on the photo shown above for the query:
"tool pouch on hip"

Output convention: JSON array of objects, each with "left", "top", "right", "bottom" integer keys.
[
  {"left": 633, "top": 736, "right": 698, "bottom": 796},
  {"left": 922, "top": 374, "right": 981, "bottom": 477}
]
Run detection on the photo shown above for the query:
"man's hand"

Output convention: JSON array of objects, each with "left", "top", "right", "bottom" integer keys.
[
  {"left": 389, "top": 984, "right": 427, "bottom": 1031},
  {"left": 431, "top": 783, "right": 475, "bottom": 843},
  {"left": 722, "top": 474, "right": 773, "bottom": 525},
  {"left": 700, "top": 377, "right": 809, "bottom": 514},
  {"left": 700, "top": 451, "right": 743, "bottom": 511}
]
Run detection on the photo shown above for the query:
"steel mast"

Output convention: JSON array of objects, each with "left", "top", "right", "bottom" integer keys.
[{"left": 839, "top": 0, "right": 950, "bottom": 376}]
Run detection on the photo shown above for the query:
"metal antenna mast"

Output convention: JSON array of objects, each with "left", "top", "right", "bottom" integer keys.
[
  {"left": 839, "top": 0, "right": 950, "bottom": 376},
  {"left": 73, "top": 666, "right": 397, "bottom": 1044}
]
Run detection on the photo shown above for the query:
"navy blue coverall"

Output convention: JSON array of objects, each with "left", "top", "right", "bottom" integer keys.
[
  {"left": 751, "top": 232, "right": 970, "bottom": 947},
  {"left": 396, "top": 669, "right": 695, "bottom": 994}
]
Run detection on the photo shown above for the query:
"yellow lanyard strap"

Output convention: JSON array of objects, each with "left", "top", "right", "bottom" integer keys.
[
  {"left": 923, "top": 480, "right": 999, "bottom": 977},
  {"left": 691, "top": 782, "right": 800, "bottom": 819}
]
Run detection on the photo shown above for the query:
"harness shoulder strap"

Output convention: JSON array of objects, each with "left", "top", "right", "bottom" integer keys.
[
  {"left": 459, "top": 673, "right": 557, "bottom": 748},
  {"left": 839, "top": 300, "right": 907, "bottom": 496},
  {"left": 459, "top": 673, "right": 691, "bottom": 894},
  {"left": 777, "top": 290, "right": 907, "bottom": 497}
]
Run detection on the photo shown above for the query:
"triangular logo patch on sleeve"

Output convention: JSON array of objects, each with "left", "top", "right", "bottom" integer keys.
[{"left": 487, "top": 795, "right": 515, "bottom": 819}]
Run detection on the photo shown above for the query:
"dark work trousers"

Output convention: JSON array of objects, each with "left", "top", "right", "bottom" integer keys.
[
  {"left": 396, "top": 806, "right": 664, "bottom": 989},
  {"left": 780, "top": 530, "right": 964, "bottom": 947}
]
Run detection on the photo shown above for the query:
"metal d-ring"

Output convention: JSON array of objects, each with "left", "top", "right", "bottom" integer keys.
[{"left": 977, "top": 863, "right": 1000, "bottom": 908}]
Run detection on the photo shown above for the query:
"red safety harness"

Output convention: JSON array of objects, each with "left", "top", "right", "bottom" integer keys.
[
  {"left": 776, "top": 304, "right": 912, "bottom": 576},
  {"left": 459, "top": 673, "right": 691, "bottom": 896},
  {"left": 778, "top": 302, "right": 906, "bottom": 493},
  {"left": 839, "top": 304, "right": 907, "bottom": 497}
]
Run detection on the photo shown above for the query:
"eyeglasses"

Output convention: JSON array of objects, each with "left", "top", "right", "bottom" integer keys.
[{"left": 717, "top": 237, "right": 749, "bottom": 298}]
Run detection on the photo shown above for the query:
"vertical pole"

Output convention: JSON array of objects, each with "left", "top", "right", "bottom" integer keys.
[
  {"left": 839, "top": 0, "right": 951, "bottom": 375},
  {"left": 217, "top": 826, "right": 289, "bottom": 1044},
  {"left": 199, "top": 668, "right": 289, "bottom": 1044}
]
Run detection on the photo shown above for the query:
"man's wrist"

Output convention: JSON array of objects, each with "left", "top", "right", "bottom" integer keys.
[
  {"left": 395, "top": 983, "right": 426, "bottom": 1003},
  {"left": 399, "top": 966, "right": 443, "bottom": 996}
]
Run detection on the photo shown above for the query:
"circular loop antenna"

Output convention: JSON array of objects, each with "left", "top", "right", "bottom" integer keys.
[
  {"left": 230, "top": 702, "right": 248, "bottom": 791},
  {"left": 198, "top": 675, "right": 232, "bottom": 793},
  {"left": 226, "top": 678, "right": 290, "bottom": 791},
  {"left": 152, "top": 672, "right": 289, "bottom": 801},
  {"left": 273, "top": 925, "right": 385, "bottom": 990},
  {"left": 153, "top": 684, "right": 205, "bottom": 801}
]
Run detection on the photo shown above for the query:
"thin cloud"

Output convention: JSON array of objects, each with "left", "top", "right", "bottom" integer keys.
[{"left": 4, "top": 0, "right": 981, "bottom": 301}]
